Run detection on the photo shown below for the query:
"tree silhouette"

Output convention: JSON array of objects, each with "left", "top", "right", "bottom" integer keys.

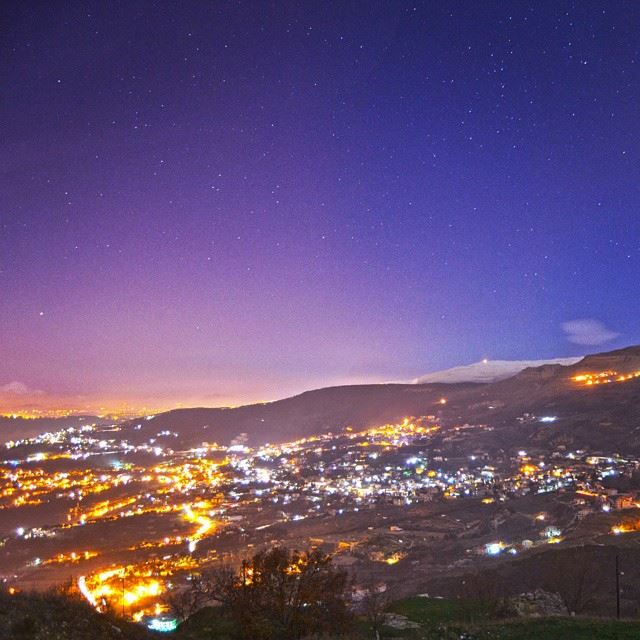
[{"left": 196, "top": 546, "right": 352, "bottom": 639}]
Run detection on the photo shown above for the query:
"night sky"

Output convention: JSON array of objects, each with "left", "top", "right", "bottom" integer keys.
[{"left": 1, "top": 2, "right": 639, "bottom": 413}]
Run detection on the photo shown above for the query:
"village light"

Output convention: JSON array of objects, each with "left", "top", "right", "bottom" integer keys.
[{"left": 485, "top": 542, "right": 503, "bottom": 556}]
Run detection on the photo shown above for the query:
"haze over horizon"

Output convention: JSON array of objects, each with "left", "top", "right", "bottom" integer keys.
[
  {"left": 2, "top": 2, "right": 639, "bottom": 414},
  {"left": 0, "top": 347, "right": 631, "bottom": 417}
]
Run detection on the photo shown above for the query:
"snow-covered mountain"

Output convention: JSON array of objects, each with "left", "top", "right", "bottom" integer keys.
[{"left": 414, "top": 357, "right": 582, "bottom": 384}]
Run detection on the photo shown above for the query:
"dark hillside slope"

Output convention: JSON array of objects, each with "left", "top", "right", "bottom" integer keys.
[
  {"left": 442, "top": 346, "right": 640, "bottom": 452},
  {"left": 122, "top": 346, "right": 640, "bottom": 452},
  {"left": 0, "top": 590, "right": 151, "bottom": 640},
  {"left": 0, "top": 415, "right": 106, "bottom": 443},
  {"left": 124, "top": 382, "right": 480, "bottom": 446}
]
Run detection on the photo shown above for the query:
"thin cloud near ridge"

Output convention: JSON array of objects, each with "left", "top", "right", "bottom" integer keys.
[
  {"left": 562, "top": 319, "right": 619, "bottom": 346},
  {"left": 0, "top": 381, "right": 44, "bottom": 396}
]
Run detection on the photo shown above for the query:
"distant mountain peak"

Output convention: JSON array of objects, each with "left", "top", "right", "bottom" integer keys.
[{"left": 414, "top": 357, "right": 582, "bottom": 384}]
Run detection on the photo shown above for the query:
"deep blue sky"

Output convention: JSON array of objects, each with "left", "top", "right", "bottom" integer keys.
[{"left": 1, "top": 1, "right": 638, "bottom": 412}]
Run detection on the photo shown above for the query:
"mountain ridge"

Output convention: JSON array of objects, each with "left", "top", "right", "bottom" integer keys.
[{"left": 120, "top": 345, "right": 640, "bottom": 452}]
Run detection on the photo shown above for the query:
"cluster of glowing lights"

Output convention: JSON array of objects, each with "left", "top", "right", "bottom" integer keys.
[
  {"left": 128, "top": 535, "right": 185, "bottom": 550},
  {"left": 123, "top": 579, "right": 162, "bottom": 606},
  {"left": 350, "top": 417, "right": 440, "bottom": 447},
  {"left": 147, "top": 615, "right": 178, "bottom": 632},
  {"left": 384, "top": 552, "right": 406, "bottom": 565},
  {"left": 520, "top": 464, "right": 539, "bottom": 476},
  {"left": 1, "top": 409, "right": 83, "bottom": 420},
  {"left": 7, "top": 412, "right": 639, "bottom": 625},
  {"left": 43, "top": 550, "right": 98, "bottom": 565},
  {"left": 612, "top": 522, "right": 640, "bottom": 535},
  {"left": 79, "top": 557, "right": 199, "bottom": 619},
  {"left": 1, "top": 428, "right": 232, "bottom": 619},
  {"left": 485, "top": 542, "right": 505, "bottom": 556},
  {"left": 0, "top": 467, "right": 113, "bottom": 511},
  {"left": 85, "top": 570, "right": 162, "bottom": 608},
  {"left": 572, "top": 370, "right": 640, "bottom": 386}
]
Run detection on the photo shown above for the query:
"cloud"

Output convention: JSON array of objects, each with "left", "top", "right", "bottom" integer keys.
[
  {"left": 562, "top": 319, "right": 620, "bottom": 346},
  {"left": 0, "top": 381, "right": 44, "bottom": 396}
]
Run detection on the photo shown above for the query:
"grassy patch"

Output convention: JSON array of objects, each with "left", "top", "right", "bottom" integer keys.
[
  {"left": 174, "top": 606, "right": 236, "bottom": 639},
  {"left": 479, "top": 617, "right": 640, "bottom": 639},
  {"left": 173, "top": 597, "right": 640, "bottom": 639},
  {"left": 385, "top": 597, "right": 640, "bottom": 639},
  {"left": 387, "top": 596, "right": 490, "bottom": 624}
]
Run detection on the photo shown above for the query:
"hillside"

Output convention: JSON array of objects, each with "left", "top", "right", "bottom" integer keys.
[
  {"left": 125, "top": 382, "right": 479, "bottom": 447},
  {"left": 0, "top": 415, "right": 106, "bottom": 444},
  {"left": 123, "top": 346, "right": 640, "bottom": 453},
  {"left": 0, "top": 589, "right": 152, "bottom": 640},
  {"left": 442, "top": 345, "right": 640, "bottom": 452}
]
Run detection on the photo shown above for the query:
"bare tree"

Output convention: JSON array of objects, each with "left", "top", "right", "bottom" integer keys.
[
  {"left": 359, "top": 581, "right": 389, "bottom": 640},
  {"left": 542, "top": 557, "right": 601, "bottom": 614},
  {"left": 197, "top": 546, "right": 353, "bottom": 640},
  {"left": 163, "top": 574, "right": 210, "bottom": 621}
]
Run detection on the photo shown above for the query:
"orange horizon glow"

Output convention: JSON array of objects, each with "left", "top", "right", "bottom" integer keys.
[
  {"left": 0, "top": 396, "right": 247, "bottom": 420},
  {"left": 0, "top": 373, "right": 393, "bottom": 419}
]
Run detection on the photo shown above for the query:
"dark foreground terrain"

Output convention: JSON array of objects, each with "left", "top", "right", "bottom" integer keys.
[
  {"left": 0, "top": 589, "right": 152, "bottom": 640},
  {"left": 3, "top": 589, "right": 640, "bottom": 640}
]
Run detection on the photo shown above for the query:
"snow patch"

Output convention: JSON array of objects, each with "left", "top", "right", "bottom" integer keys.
[{"left": 414, "top": 358, "right": 582, "bottom": 384}]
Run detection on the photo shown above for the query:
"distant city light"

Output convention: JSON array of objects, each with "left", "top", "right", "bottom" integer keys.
[
  {"left": 228, "top": 444, "right": 249, "bottom": 453},
  {"left": 3, "top": 413, "right": 637, "bottom": 621}
]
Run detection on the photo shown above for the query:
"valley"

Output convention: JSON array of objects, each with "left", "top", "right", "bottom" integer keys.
[{"left": 3, "top": 347, "right": 640, "bottom": 628}]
